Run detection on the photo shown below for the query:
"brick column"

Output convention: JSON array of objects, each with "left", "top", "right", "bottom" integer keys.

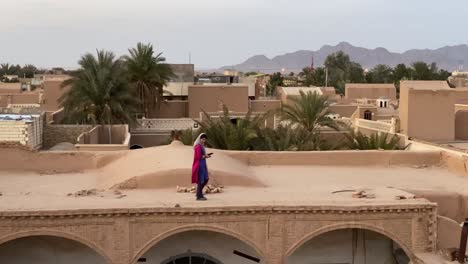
[
  {"left": 265, "top": 215, "right": 285, "bottom": 264},
  {"left": 108, "top": 217, "right": 131, "bottom": 264}
]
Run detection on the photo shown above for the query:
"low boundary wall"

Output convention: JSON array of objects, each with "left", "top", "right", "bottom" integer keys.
[{"left": 224, "top": 150, "right": 441, "bottom": 167}]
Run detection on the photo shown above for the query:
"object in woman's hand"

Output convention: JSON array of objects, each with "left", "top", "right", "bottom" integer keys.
[{"left": 207, "top": 153, "right": 213, "bottom": 156}]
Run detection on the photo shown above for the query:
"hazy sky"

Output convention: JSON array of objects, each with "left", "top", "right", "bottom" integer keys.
[{"left": 1, "top": 0, "right": 467, "bottom": 69}]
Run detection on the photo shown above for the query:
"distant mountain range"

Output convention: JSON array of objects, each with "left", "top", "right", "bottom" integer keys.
[{"left": 221, "top": 42, "right": 468, "bottom": 73}]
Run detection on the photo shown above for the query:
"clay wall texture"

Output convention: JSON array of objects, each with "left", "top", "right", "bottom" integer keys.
[
  {"left": 345, "top": 84, "right": 396, "bottom": 100},
  {"left": 148, "top": 100, "right": 188, "bottom": 118},
  {"left": 188, "top": 85, "right": 248, "bottom": 118},
  {"left": 42, "top": 125, "right": 93, "bottom": 149},
  {"left": 399, "top": 87, "right": 455, "bottom": 142},
  {"left": 455, "top": 111, "right": 468, "bottom": 140},
  {"left": 42, "top": 80, "right": 68, "bottom": 112},
  {"left": 329, "top": 105, "right": 358, "bottom": 118}
]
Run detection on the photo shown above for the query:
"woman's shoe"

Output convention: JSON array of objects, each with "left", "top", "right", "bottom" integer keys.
[{"left": 196, "top": 197, "right": 207, "bottom": 201}]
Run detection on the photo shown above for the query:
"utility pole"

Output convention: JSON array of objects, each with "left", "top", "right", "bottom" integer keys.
[{"left": 325, "top": 67, "right": 328, "bottom": 87}]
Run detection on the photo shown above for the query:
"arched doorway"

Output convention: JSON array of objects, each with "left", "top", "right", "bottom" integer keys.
[
  {"left": 364, "top": 110, "right": 372, "bottom": 120},
  {"left": 287, "top": 228, "right": 410, "bottom": 264},
  {"left": 455, "top": 110, "right": 468, "bottom": 140},
  {"left": 135, "top": 230, "right": 262, "bottom": 264},
  {"left": 0, "top": 235, "right": 108, "bottom": 264}
]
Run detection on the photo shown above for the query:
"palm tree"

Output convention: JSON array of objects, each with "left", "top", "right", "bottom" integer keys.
[
  {"left": 280, "top": 91, "right": 339, "bottom": 151},
  {"left": 282, "top": 90, "right": 338, "bottom": 132},
  {"left": 196, "top": 105, "right": 265, "bottom": 150},
  {"left": 59, "top": 50, "right": 138, "bottom": 126},
  {"left": 344, "top": 131, "right": 400, "bottom": 150},
  {"left": 124, "top": 43, "right": 175, "bottom": 117},
  {"left": 253, "top": 125, "right": 300, "bottom": 151}
]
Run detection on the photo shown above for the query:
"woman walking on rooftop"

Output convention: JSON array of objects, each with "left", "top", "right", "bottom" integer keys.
[{"left": 192, "top": 133, "right": 211, "bottom": 201}]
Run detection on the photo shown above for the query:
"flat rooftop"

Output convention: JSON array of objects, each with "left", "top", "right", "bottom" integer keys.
[
  {"left": 1, "top": 161, "right": 466, "bottom": 212},
  {"left": 0, "top": 142, "right": 467, "bottom": 215}
]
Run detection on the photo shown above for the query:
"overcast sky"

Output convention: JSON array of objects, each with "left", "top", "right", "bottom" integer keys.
[{"left": 1, "top": 0, "right": 467, "bottom": 69}]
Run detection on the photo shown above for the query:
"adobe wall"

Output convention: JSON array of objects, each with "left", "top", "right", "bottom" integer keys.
[
  {"left": 455, "top": 110, "right": 468, "bottom": 140},
  {"left": 148, "top": 100, "right": 188, "bottom": 118},
  {"left": 224, "top": 150, "right": 441, "bottom": 167},
  {"left": 41, "top": 80, "right": 68, "bottom": 112},
  {"left": 0, "top": 93, "right": 41, "bottom": 107},
  {"left": 130, "top": 132, "right": 170, "bottom": 148},
  {"left": 329, "top": 104, "right": 357, "bottom": 118},
  {"left": 405, "top": 139, "right": 468, "bottom": 179},
  {"left": 399, "top": 87, "right": 455, "bottom": 141},
  {"left": 98, "top": 125, "right": 129, "bottom": 144},
  {"left": 0, "top": 147, "right": 123, "bottom": 172},
  {"left": 357, "top": 106, "right": 378, "bottom": 120},
  {"left": 345, "top": 86, "right": 396, "bottom": 100},
  {"left": 188, "top": 85, "right": 249, "bottom": 118},
  {"left": 250, "top": 100, "right": 281, "bottom": 112},
  {"left": 436, "top": 216, "right": 462, "bottom": 250},
  {"left": 455, "top": 89, "right": 468, "bottom": 104},
  {"left": 42, "top": 125, "right": 93, "bottom": 149},
  {"left": 10, "top": 92, "right": 41, "bottom": 104}
]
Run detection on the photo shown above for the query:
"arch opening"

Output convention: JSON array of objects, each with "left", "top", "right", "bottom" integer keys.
[
  {"left": 364, "top": 110, "right": 372, "bottom": 120},
  {"left": 158, "top": 252, "right": 222, "bottom": 264},
  {"left": 135, "top": 230, "right": 262, "bottom": 264},
  {"left": 287, "top": 228, "right": 410, "bottom": 264},
  {"left": 0, "top": 235, "right": 108, "bottom": 264}
]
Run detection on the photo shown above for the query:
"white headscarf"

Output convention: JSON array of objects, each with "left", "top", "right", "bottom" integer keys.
[{"left": 193, "top": 133, "right": 207, "bottom": 148}]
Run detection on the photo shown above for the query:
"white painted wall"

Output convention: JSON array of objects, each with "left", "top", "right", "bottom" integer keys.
[
  {"left": 287, "top": 229, "right": 409, "bottom": 264},
  {"left": 0, "top": 236, "right": 106, "bottom": 264},
  {"left": 141, "top": 231, "right": 261, "bottom": 264}
]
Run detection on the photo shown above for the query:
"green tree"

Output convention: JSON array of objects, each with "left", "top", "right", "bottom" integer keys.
[
  {"left": 196, "top": 105, "right": 265, "bottom": 150},
  {"left": 244, "top": 71, "right": 259, "bottom": 77},
  {"left": 301, "top": 67, "right": 326, "bottom": 87},
  {"left": 366, "top": 64, "right": 394, "bottom": 83},
  {"left": 59, "top": 50, "right": 138, "bottom": 125},
  {"left": 252, "top": 125, "right": 301, "bottom": 151},
  {"left": 344, "top": 131, "right": 400, "bottom": 150},
  {"left": 393, "top": 64, "right": 410, "bottom": 81},
  {"left": 266, "top": 72, "right": 283, "bottom": 96},
  {"left": 124, "top": 43, "right": 175, "bottom": 117},
  {"left": 324, "top": 51, "right": 364, "bottom": 94},
  {"left": 411, "top": 61, "right": 432, "bottom": 80},
  {"left": 19, "top": 64, "right": 37, "bottom": 78},
  {"left": 348, "top": 62, "right": 365, "bottom": 83},
  {"left": 436, "top": 69, "right": 451, "bottom": 81},
  {"left": 281, "top": 91, "right": 338, "bottom": 133},
  {"left": 0, "top": 63, "right": 21, "bottom": 77}
]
